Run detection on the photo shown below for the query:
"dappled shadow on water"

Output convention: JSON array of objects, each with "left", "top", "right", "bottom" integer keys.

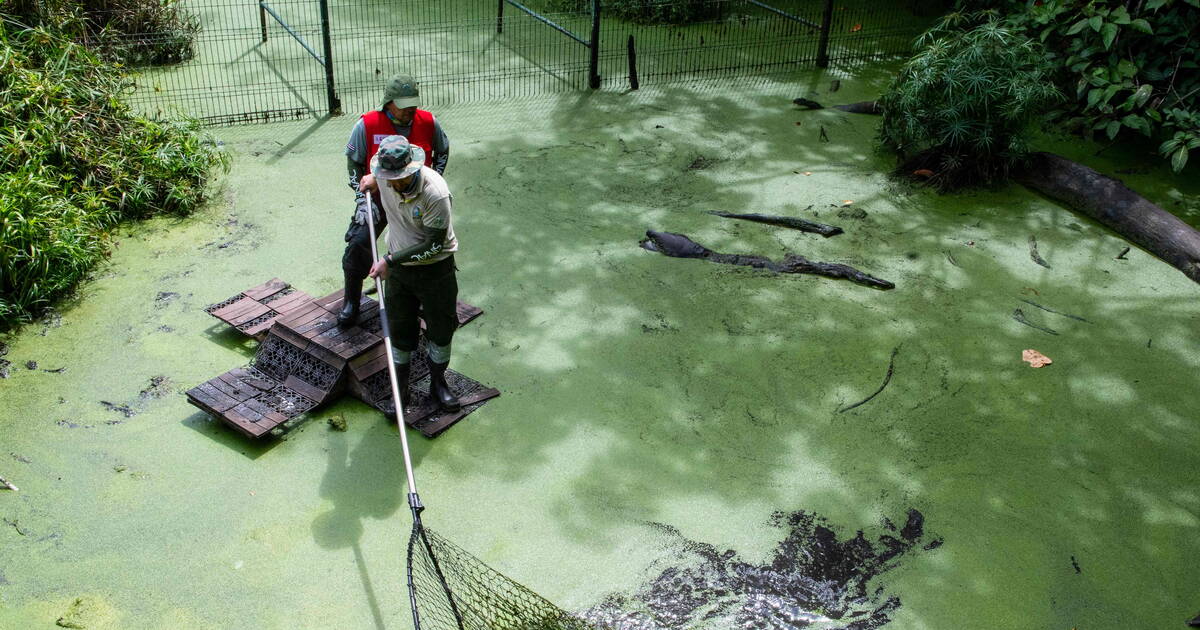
[{"left": 430, "top": 72, "right": 1200, "bottom": 627}]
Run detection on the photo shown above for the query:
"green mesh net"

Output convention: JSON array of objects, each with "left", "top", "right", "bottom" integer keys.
[{"left": 407, "top": 519, "right": 599, "bottom": 630}]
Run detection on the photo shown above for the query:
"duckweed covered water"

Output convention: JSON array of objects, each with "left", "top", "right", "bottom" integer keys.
[{"left": 1, "top": 66, "right": 1198, "bottom": 629}]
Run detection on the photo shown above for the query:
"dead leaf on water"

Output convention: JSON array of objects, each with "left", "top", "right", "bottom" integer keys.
[
  {"left": 841, "top": 200, "right": 853, "bottom": 206},
  {"left": 1022, "top": 349, "right": 1052, "bottom": 368}
]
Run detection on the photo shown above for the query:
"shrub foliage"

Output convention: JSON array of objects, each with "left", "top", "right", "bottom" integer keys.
[
  {"left": 879, "top": 13, "right": 1061, "bottom": 188},
  {"left": 0, "top": 12, "right": 228, "bottom": 330},
  {"left": 4, "top": 0, "right": 198, "bottom": 66},
  {"left": 1002, "top": 0, "right": 1199, "bottom": 173},
  {"left": 955, "top": 0, "right": 1199, "bottom": 172}
]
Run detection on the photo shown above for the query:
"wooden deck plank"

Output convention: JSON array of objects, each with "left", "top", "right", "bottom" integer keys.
[
  {"left": 209, "top": 374, "right": 256, "bottom": 401},
  {"left": 282, "top": 374, "right": 332, "bottom": 404},
  {"left": 213, "top": 371, "right": 274, "bottom": 400},
  {"left": 274, "top": 301, "right": 325, "bottom": 329},
  {"left": 187, "top": 382, "right": 240, "bottom": 413},
  {"left": 210, "top": 296, "right": 261, "bottom": 321},
  {"left": 312, "top": 290, "right": 345, "bottom": 311},
  {"left": 304, "top": 342, "right": 346, "bottom": 371},
  {"left": 296, "top": 316, "right": 339, "bottom": 340},
  {"left": 330, "top": 333, "right": 380, "bottom": 361},
  {"left": 348, "top": 343, "right": 386, "bottom": 376},
  {"left": 242, "top": 398, "right": 289, "bottom": 428},
  {"left": 241, "top": 316, "right": 281, "bottom": 338},
  {"left": 226, "top": 301, "right": 272, "bottom": 326},
  {"left": 226, "top": 368, "right": 278, "bottom": 393},
  {"left": 243, "top": 278, "right": 289, "bottom": 300},
  {"left": 352, "top": 353, "right": 391, "bottom": 382},
  {"left": 268, "top": 324, "right": 312, "bottom": 355},
  {"left": 267, "top": 291, "right": 313, "bottom": 314},
  {"left": 413, "top": 387, "right": 500, "bottom": 438},
  {"left": 223, "top": 405, "right": 270, "bottom": 438}
]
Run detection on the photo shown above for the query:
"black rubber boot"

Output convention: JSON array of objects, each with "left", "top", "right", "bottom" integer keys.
[
  {"left": 385, "top": 361, "right": 410, "bottom": 423},
  {"left": 394, "top": 361, "right": 411, "bottom": 412},
  {"left": 337, "top": 272, "right": 362, "bottom": 328},
  {"left": 428, "top": 360, "right": 461, "bottom": 412}
]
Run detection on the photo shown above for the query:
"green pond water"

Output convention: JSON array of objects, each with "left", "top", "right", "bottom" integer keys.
[{"left": 1, "top": 65, "right": 1199, "bottom": 629}]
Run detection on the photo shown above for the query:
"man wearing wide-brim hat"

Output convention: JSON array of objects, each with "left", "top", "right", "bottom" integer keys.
[
  {"left": 360, "top": 135, "right": 461, "bottom": 412},
  {"left": 340, "top": 74, "right": 450, "bottom": 328}
]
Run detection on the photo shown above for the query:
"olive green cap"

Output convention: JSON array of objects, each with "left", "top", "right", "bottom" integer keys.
[{"left": 381, "top": 74, "right": 420, "bottom": 110}]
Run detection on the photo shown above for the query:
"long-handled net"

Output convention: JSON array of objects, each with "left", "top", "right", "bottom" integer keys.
[{"left": 364, "top": 193, "right": 596, "bottom": 630}]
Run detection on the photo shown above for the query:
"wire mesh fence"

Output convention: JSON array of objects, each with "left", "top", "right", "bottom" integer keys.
[{"left": 106, "top": 0, "right": 933, "bottom": 124}]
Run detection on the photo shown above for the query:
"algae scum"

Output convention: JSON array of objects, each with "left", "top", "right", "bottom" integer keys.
[{"left": 584, "top": 510, "right": 939, "bottom": 629}]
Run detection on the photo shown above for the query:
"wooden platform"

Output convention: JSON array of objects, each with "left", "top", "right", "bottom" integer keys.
[
  {"left": 206, "top": 278, "right": 484, "bottom": 339},
  {"left": 204, "top": 278, "right": 313, "bottom": 339},
  {"left": 189, "top": 279, "right": 498, "bottom": 439},
  {"left": 344, "top": 340, "right": 498, "bottom": 437},
  {"left": 186, "top": 366, "right": 318, "bottom": 438}
]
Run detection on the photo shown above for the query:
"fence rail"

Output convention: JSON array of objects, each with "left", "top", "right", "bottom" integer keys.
[{"left": 109, "top": 0, "right": 931, "bottom": 125}]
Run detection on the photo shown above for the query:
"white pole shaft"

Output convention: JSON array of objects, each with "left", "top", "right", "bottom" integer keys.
[{"left": 363, "top": 191, "right": 419, "bottom": 498}]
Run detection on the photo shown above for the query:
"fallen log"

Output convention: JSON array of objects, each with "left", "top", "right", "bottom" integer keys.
[
  {"left": 639, "top": 231, "right": 894, "bottom": 290},
  {"left": 1016, "top": 152, "right": 1200, "bottom": 284},
  {"left": 790, "top": 99, "right": 1200, "bottom": 283},
  {"left": 707, "top": 211, "right": 844, "bottom": 237}
]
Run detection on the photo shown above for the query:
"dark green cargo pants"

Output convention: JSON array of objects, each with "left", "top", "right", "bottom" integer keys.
[{"left": 383, "top": 255, "right": 458, "bottom": 352}]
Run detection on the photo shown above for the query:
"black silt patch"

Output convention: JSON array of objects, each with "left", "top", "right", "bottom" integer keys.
[{"left": 581, "top": 509, "right": 940, "bottom": 630}]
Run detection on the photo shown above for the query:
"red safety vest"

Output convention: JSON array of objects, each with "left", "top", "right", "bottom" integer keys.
[{"left": 361, "top": 109, "right": 435, "bottom": 173}]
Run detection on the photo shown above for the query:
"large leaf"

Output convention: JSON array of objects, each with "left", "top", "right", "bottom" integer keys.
[
  {"left": 1133, "top": 83, "right": 1153, "bottom": 107},
  {"left": 1129, "top": 18, "right": 1153, "bottom": 34},
  {"left": 1170, "top": 147, "right": 1188, "bottom": 173},
  {"left": 1101, "top": 23, "right": 1119, "bottom": 50},
  {"left": 1066, "top": 18, "right": 1089, "bottom": 35},
  {"left": 1088, "top": 15, "right": 1103, "bottom": 32},
  {"left": 1122, "top": 114, "right": 1151, "bottom": 136},
  {"left": 1106, "top": 120, "right": 1121, "bottom": 139}
]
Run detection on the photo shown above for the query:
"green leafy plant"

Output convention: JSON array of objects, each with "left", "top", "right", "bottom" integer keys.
[
  {"left": 0, "top": 13, "right": 228, "bottom": 330},
  {"left": 879, "top": 12, "right": 1061, "bottom": 188},
  {"left": 4, "top": 0, "right": 198, "bottom": 66},
  {"left": 979, "top": 0, "right": 1199, "bottom": 172}
]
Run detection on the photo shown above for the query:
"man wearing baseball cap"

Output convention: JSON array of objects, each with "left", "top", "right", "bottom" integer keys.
[
  {"left": 360, "top": 135, "right": 461, "bottom": 413},
  {"left": 339, "top": 74, "right": 450, "bottom": 328}
]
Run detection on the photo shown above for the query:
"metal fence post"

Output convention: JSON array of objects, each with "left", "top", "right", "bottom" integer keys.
[
  {"left": 627, "top": 35, "right": 638, "bottom": 90},
  {"left": 588, "top": 0, "right": 600, "bottom": 89},
  {"left": 319, "top": 0, "right": 341, "bottom": 115},
  {"left": 259, "top": 1, "right": 268, "bottom": 42},
  {"left": 816, "top": 0, "right": 834, "bottom": 68},
  {"left": 497, "top": 0, "right": 506, "bottom": 33}
]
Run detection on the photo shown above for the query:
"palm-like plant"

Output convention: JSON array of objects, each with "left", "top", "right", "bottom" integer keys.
[{"left": 879, "top": 12, "right": 1061, "bottom": 188}]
